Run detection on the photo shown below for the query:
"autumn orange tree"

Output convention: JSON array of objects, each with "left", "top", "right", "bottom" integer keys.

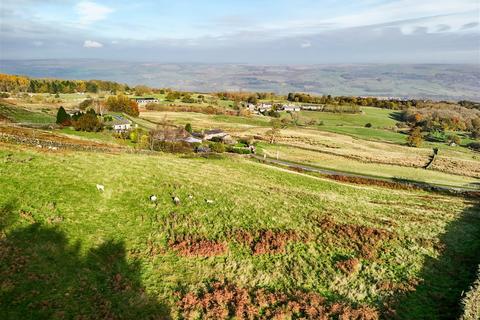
[
  {"left": 105, "top": 95, "right": 139, "bottom": 117},
  {"left": 407, "top": 127, "right": 424, "bottom": 147}
]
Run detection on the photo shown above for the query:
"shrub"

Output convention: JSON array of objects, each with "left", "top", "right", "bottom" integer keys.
[
  {"left": 445, "top": 134, "right": 461, "bottom": 145},
  {"left": 209, "top": 142, "right": 225, "bottom": 153},
  {"left": 365, "top": 123, "right": 372, "bottom": 128},
  {"left": 79, "top": 99, "right": 94, "bottom": 110},
  {"left": 72, "top": 113, "right": 103, "bottom": 132},
  {"left": 226, "top": 146, "right": 252, "bottom": 154},
  {"left": 185, "top": 123, "right": 192, "bottom": 133},
  {"left": 0, "top": 92, "right": 10, "bottom": 98},
  {"left": 467, "top": 142, "right": 480, "bottom": 152}
]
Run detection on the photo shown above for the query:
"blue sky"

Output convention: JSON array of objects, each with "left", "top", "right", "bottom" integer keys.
[{"left": 1, "top": 0, "right": 479, "bottom": 63}]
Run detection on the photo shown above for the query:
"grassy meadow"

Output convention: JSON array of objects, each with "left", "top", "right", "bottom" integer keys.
[{"left": 1, "top": 144, "right": 479, "bottom": 319}]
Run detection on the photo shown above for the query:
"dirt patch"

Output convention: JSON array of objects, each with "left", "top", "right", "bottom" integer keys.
[
  {"left": 169, "top": 235, "right": 227, "bottom": 257},
  {"left": 316, "top": 217, "right": 396, "bottom": 260},
  {"left": 176, "top": 281, "right": 379, "bottom": 319},
  {"left": 233, "top": 229, "right": 303, "bottom": 255}
]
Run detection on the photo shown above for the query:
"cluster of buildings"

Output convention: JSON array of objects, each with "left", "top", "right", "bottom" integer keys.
[{"left": 246, "top": 103, "right": 323, "bottom": 114}]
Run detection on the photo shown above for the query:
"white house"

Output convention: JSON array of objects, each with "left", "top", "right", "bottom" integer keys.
[
  {"left": 301, "top": 105, "right": 323, "bottom": 111},
  {"left": 134, "top": 97, "right": 159, "bottom": 105},
  {"left": 283, "top": 105, "right": 301, "bottom": 112},
  {"left": 105, "top": 115, "right": 132, "bottom": 132}
]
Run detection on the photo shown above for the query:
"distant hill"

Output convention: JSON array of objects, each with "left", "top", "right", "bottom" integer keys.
[{"left": 1, "top": 60, "right": 478, "bottom": 101}]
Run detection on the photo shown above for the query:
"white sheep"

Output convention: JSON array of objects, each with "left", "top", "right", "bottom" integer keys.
[
  {"left": 205, "top": 199, "right": 214, "bottom": 204},
  {"left": 172, "top": 196, "right": 180, "bottom": 205},
  {"left": 96, "top": 184, "right": 105, "bottom": 192},
  {"left": 149, "top": 195, "right": 158, "bottom": 202}
]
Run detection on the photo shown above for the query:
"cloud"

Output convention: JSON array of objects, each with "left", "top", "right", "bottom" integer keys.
[
  {"left": 301, "top": 41, "right": 312, "bottom": 48},
  {"left": 75, "top": 1, "right": 113, "bottom": 26},
  {"left": 83, "top": 40, "right": 103, "bottom": 48},
  {"left": 32, "top": 41, "right": 44, "bottom": 47}
]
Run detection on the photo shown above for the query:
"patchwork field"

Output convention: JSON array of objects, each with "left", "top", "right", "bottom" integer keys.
[
  {"left": 140, "top": 110, "right": 480, "bottom": 187},
  {"left": 0, "top": 144, "right": 479, "bottom": 319}
]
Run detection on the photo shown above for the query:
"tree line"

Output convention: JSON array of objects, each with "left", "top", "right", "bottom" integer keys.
[{"left": 0, "top": 74, "right": 133, "bottom": 94}]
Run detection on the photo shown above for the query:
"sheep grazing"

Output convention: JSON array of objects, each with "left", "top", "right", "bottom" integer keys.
[
  {"left": 205, "top": 199, "right": 214, "bottom": 204},
  {"left": 172, "top": 196, "right": 181, "bottom": 205},
  {"left": 96, "top": 184, "right": 105, "bottom": 192},
  {"left": 149, "top": 195, "right": 158, "bottom": 202},
  {"left": 188, "top": 195, "right": 194, "bottom": 200}
]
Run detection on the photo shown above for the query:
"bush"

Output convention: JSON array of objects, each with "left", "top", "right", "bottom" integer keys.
[
  {"left": 0, "top": 92, "right": 10, "bottom": 98},
  {"left": 226, "top": 146, "right": 252, "bottom": 154},
  {"left": 209, "top": 142, "right": 225, "bottom": 153},
  {"left": 467, "top": 142, "right": 480, "bottom": 152},
  {"left": 445, "top": 134, "right": 461, "bottom": 145},
  {"left": 79, "top": 99, "right": 94, "bottom": 110},
  {"left": 365, "top": 123, "right": 372, "bottom": 128},
  {"left": 72, "top": 113, "right": 103, "bottom": 132},
  {"left": 185, "top": 123, "right": 192, "bottom": 133}
]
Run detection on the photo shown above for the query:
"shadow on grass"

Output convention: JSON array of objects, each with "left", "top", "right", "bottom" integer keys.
[
  {"left": 0, "top": 206, "right": 170, "bottom": 319},
  {"left": 391, "top": 200, "right": 480, "bottom": 319},
  {"left": 388, "top": 111, "right": 404, "bottom": 122}
]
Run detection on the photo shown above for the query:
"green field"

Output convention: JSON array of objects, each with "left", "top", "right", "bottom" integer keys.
[
  {"left": 1, "top": 145, "right": 479, "bottom": 319},
  {"left": 0, "top": 103, "right": 55, "bottom": 124}
]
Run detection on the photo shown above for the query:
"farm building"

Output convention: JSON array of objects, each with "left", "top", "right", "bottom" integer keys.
[
  {"left": 301, "top": 105, "right": 323, "bottom": 111},
  {"left": 195, "top": 129, "right": 235, "bottom": 144},
  {"left": 105, "top": 115, "right": 132, "bottom": 132},
  {"left": 282, "top": 105, "right": 301, "bottom": 112},
  {"left": 134, "top": 97, "right": 159, "bottom": 105}
]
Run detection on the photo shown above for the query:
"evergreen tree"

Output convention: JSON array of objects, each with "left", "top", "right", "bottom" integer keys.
[{"left": 56, "top": 106, "right": 71, "bottom": 125}]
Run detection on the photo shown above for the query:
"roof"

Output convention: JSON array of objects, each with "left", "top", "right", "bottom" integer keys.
[
  {"left": 184, "top": 136, "right": 202, "bottom": 144},
  {"left": 204, "top": 129, "right": 226, "bottom": 135},
  {"left": 105, "top": 115, "right": 131, "bottom": 125},
  {"left": 134, "top": 97, "right": 158, "bottom": 101}
]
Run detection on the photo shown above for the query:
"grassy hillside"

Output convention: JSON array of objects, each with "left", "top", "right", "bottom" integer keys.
[
  {"left": 1, "top": 144, "right": 479, "bottom": 319},
  {"left": 0, "top": 102, "right": 55, "bottom": 124}
]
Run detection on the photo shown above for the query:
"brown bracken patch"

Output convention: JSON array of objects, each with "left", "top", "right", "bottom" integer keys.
[
  {"left": 233, "top": 229, "right": 302, "bottom": 255},
  {"left": 316, "top": 217, "right": 396, "bottom": 260},
  {"left": 377, "top": 278, "right": 420, "bottom": 294},
  {"left": 336, "top": 258, "right": 361, "bottom": 274},
  {"left": 176, "top": 281, "right": 379, "bottom": 320},
  {"left": 324, "top": 174, "right": 417, "bottom": 191},
  {"left": 169, "top": 235, "right": 226, "bottom": 257}
]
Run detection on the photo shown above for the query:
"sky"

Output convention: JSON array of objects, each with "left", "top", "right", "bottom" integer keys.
[{"left": 0, "top": 0, "right": 479, "bottom": 64}]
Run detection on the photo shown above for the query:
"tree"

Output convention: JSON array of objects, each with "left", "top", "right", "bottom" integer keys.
[
  {"left": 266, "top": 119, "right": 282, "bottom": 144},
  {"left": 407, "top": 127, "right": 424, "bottom": 147},
  {"left": 472, "top": 117, "right": 480, "bottom": 138},
  {"left": 56, "top": 106, "right": 71, "bottom": 125},
  {"left": 134, "top": 85, "right": 151, "bottom": 96},
  {"left": 185, "top": 123, "right": 192, "bottom": 133},
  {"left": 106, "top": 95, "right": 139, "bottom": 117}
]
